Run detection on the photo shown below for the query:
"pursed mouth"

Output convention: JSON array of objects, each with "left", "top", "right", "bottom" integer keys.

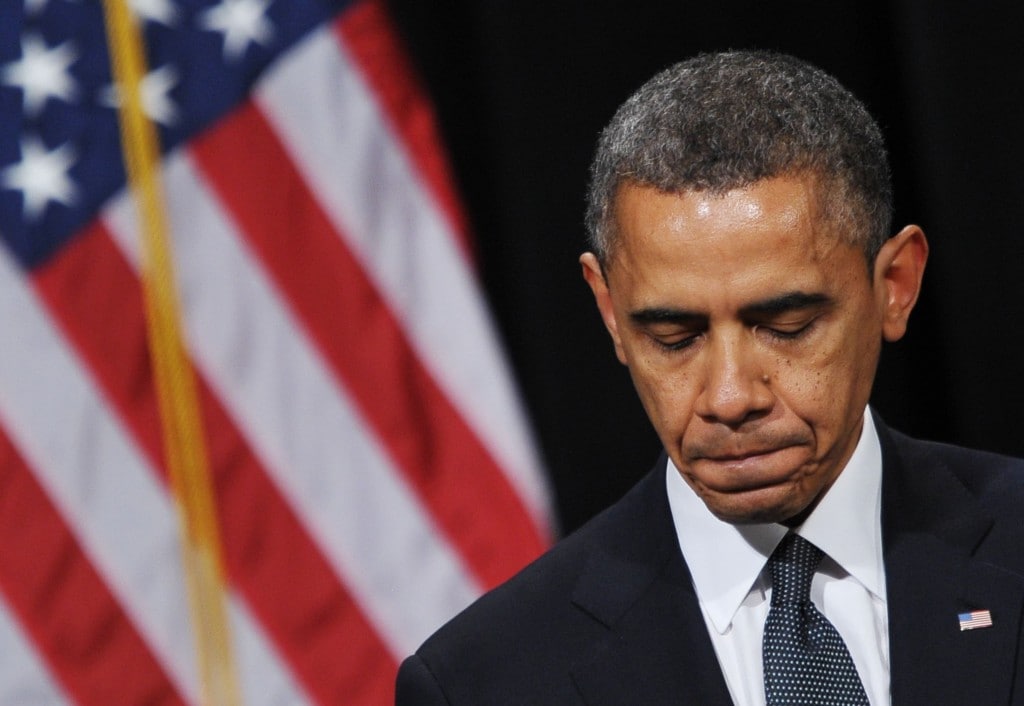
[
  {"left": 685, "top": 444, "right": 810, "bottom": 494},
  {"left": 699, "top": 446, "right": 791, "bottom": 462}
]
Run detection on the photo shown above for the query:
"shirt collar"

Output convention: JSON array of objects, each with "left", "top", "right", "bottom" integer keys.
[{"left": 665, "top": 408, "right": 884, "bottom": 634}]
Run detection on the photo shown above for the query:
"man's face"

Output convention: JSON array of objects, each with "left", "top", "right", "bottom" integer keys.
[{"left": 581, "top": 176, "right": 925, "bottom": 524}]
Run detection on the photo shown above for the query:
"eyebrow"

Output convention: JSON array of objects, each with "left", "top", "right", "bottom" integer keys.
[
  {"left": 629, "top": 307, "right": 704, "bottom": 326},
  {"left": 739, "top": 291, "right": 833, "bottom": 318},
  {"left": 628, "top": 291, "right": 833, "bottom": 325}
]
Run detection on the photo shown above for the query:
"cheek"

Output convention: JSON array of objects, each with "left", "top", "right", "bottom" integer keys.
[
  {"left": 627, "top": 358, "right": 697, "bottom": 437},
  {"left": 772, "top": 332, "right": 877, "bottom": 427},
  {"left": 770, "top": 361, "right": 829, "bottom": 434}
]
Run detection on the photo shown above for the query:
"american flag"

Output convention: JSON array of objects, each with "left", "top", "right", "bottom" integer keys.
[
  {"left": 958, "top": 610, "right": 993, "bottom": 631},
  {"left": 0, "top": 0, "right": 552, "bottom": 703}
]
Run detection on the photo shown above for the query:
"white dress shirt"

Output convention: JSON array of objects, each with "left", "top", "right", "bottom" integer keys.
[{"left": 666, "top": 409, "right": 889, "bottom": 705}]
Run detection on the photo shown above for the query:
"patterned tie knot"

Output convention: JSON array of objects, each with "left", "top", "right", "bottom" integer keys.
[{"left": 768, "top": 534, "right": 823, "bottom": 606}]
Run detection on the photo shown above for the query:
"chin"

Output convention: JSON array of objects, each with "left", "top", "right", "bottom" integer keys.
[{"left": 703, "top": 490, "right": 812, "bottom": 526}]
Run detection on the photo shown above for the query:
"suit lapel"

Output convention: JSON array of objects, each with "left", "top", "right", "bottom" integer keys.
[
  {"left": 880, "top": 422, "right": 1024, "bottom": 705},
  {"left": 567, "top": 462, "right": 733, "bottom": 706}
]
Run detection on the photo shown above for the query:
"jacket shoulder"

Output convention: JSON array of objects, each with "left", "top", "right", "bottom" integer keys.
[
  {"left": 884, "top": 427, "right": 1024, "bottom": 572},
  {"left": 402, "top": 463, "right": 672, "bottom": 704},
  {"left": 887, "top": 427, "right": 1024, "bottom": 503}
]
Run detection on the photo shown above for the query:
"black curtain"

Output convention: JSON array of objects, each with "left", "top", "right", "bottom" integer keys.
[{"left": 387, "top": 1, "right": 1024, "bottom": 534}]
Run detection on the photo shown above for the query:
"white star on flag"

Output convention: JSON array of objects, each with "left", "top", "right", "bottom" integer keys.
[
  {"left": 25, "top": 0, "right": 75, "bottom": 15},
  {"left": 129, "top": 0, "right": 179, "bottom": 26},
  {"left": 100, "top": 64, "right": 181, "bottom": 126},
  {"left": 199, "top": 0, "right": 275, "bottom": 62},
  {"left": 2, "top": 136, "right": 78, "bottom": 220},
  {"left": 2, "top": 34, "right": 79, "bottom": 116}
]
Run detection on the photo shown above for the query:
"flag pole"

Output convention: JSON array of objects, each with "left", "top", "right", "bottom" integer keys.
[{"left": 100, "top": 2, "right": 241, "bottom": 703}]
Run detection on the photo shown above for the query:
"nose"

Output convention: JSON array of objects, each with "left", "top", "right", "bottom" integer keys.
[{"left": 694, "top": 331, "right": 773, "bottom": 427}]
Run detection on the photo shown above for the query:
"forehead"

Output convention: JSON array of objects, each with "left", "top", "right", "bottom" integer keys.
[{"left": 607, "top": 178, "right": 864, "bottom": 308}]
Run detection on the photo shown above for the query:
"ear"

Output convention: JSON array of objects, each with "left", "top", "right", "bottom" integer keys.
[
  {"left": 580, "top": 252, "right": 628, "bottom": 364},
  {"left": 873, "top": 225, "right": 928, "bottom": 342}
]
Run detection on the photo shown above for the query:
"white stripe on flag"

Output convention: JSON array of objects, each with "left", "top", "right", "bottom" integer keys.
[
  {"left": 103, "top": 150, "right": 483, "bottom": 658},
  {"left": 230, "top": 597, "right": 313, "bottom": 706},
  {"left": 0, "top": 599, "right": 70, "bottom": 705},
  {"left": 257, "top": 23, "right": 552, "bottom": 533}
]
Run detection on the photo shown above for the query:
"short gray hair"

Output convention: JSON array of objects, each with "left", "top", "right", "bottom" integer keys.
[{"left": 585, "top": 51, "right": 893, "bottom": 266}]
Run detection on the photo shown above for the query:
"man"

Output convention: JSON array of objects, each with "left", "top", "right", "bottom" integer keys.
[{"left": 395, "top": 51, "right": 1024, "bottom": 705}]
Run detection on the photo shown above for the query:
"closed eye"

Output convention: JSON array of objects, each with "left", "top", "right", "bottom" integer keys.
[
  {"left": 757, "top": 318, "right": 818, "bottom": 341},
  {"left": 652, "top": 332, "right": 702, "bottom": 351}
]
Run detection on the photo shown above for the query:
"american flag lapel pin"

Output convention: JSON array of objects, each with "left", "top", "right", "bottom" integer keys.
[{"left": 958, "top": 609, "right": 993, "bottom": 631}]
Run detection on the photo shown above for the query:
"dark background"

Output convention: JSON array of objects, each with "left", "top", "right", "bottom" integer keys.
[{"left": 387, "top": 1, "right": 1024, "bottom": 535}]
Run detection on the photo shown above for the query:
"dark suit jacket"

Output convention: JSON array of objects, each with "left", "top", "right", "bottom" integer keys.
[{"left": 396, "top": 420, "right": 1024, "bottom": 704}]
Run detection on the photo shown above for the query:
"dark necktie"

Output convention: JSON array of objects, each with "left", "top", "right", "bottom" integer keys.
[{"left": 762, "top": 533, "right": 870, "bottom": 705}]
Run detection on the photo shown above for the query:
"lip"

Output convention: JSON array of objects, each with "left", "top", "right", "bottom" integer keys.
[
  {"left": 703, "top": 447, "right": 787, "bottom": 462},
  {"left": 689, "top": 445, "right": 805, "bottom": 492}
]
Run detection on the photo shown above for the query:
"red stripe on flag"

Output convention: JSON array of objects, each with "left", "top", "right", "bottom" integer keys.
[
  {"left": 199, "top": 364, "right": 397, "bottom": 706},
  {"left": 0, "top": 424, "right": 185, "bottom": 706},
  {"left": 336, "top": 0, "right": 474, "bottom": 260},
  {"left": 32, "top": 222, "right": 397, "bottom": 705},
  {"left": 190, "top": 103, "right": 547, "bottom": 590}
]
